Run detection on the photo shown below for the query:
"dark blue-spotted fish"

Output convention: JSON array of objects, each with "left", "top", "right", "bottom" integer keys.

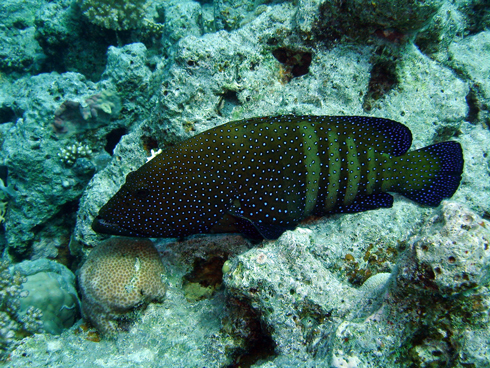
[{"left": 92, "top": 115, "right": 464, "bottom": 239}]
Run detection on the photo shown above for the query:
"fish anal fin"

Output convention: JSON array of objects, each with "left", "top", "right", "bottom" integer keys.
[{"left": 326, "top": 193, "right": 394, "bottom": 214}]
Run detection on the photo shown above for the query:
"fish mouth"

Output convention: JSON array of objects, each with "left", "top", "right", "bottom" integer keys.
[{"left": 91, "top": 216, "right": 145, "bottom": 237}]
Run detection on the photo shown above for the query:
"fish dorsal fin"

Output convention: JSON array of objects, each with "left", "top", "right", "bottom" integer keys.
[
  {"left": 335, "top": 116, "right": 413, "bottom": 156},
  {"left": 233, "top": 115, "right": 413, "bottom": 157}
]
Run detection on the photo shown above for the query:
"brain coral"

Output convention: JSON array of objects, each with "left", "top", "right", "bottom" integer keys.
[
  {"left": 79, "top": 238, "right": 166, "bottom": 335},
  {"left": 79, "top": 0, "right": 149, "bottom": 30}
]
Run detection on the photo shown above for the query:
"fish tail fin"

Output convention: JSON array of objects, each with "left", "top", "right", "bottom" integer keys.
[{"left": 396, "top": 141, "right": 463, "bottom": 206}]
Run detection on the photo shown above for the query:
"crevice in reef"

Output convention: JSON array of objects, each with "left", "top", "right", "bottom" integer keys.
[
  {"left": 105, "top": 127, "right": 128, "bottom": 155},
  {"left": 217, "top": 90, "right": 240, "bottom": 117},
  {"left": 363, "top": 52, "right": 399, "bottom": 112},
  {"left": 0, "top": 105, "right": 18, "bottom": 125},
  {"left": 432, "top": 125, "right": 462, "bottom": 144},
  {"left": 272, "top": 48, "right": 312, "bottom": 83},
  {"left": 223, "top": 297, "right": 277, "bottom": 368},
  {"left": 183, "top": 255, "right": 228, "bottom": 302},
  {"left": 465, "top": 86, "right": 485, "bottom": 125}
]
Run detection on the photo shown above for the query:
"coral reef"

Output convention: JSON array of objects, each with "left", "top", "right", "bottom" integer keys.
[
  {"left": 160, "top": 0, "right": 204, "bottom": 48},
  {"left": 0, "top": 0, "right": 489, "bottom": 366},
  {"left": 78, "top": 238, "right": 166, "bottom": 335},
  {"left": 0, "top": 71, "right": 124, "bottom": 257},
  {"left": 400, "top": 201, "right": 490, "bottom": 297},
  {"left": 0, "top": 0, "right": 45, "bottom": 74},
  {"left": 79, "top": 0, "right": 149, "bottom": 30},
  {"left": 57, "top": 143, "right": 93, "bottom": 166},
  {"left": 13, "top": 259, "right": 80, "bottom": 335},
  {"left": 297, "top": 0, "right": 445, "bottom": 42},
  {"left": 35, "top": 0, "right": 113, "bottom": 80},
  {"left": 53, "top": 90, "right": 121, "bottom": 136},
  {"left": 223, "top": 201, "right": 490, "bottom": 366},
  {"left": 0, "top": 261, "right": 43, "bottom": 360},
  {"left": 101, "top": 43, "right": 152, "bottom": 95},
  {"left": 448, "top": 31, "right": 490, "bottom": 126}
]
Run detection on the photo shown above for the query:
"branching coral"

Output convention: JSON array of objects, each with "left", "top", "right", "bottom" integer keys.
[
  {"left": 79, "top": 0, "right": 149, "bottom": 30},
  {"left": 58, "top": 142, "right": 93, "bottom": 166}
]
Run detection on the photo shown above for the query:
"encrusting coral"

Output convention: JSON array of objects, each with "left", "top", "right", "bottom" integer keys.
[
  {"left": 78, "top": 238, "right": 166, "bottom": 335},
  {"left": 53, "top": 90, "right": 121, "bottom": 136}
]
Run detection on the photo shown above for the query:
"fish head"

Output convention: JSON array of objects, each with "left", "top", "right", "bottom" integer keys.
[{"left": 92, "top": 152, "right": 235, "bottom": 238}]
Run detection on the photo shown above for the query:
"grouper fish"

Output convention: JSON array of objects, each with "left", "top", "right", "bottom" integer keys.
[{"left": 92, "top": 115, "right": 464, "bottom": 240}]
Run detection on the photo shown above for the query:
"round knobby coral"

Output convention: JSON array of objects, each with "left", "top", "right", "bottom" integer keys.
[{"left": 79, "top": 238, "right": 166, "bottom": 335}]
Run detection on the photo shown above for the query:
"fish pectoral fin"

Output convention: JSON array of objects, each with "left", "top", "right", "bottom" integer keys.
[
  {"left": 325, "top": 193, "right": 394, "bottom": 214},
  {"left": 209, "top": 213, "right": 262, "bottom": 239},
  {"left": 210, "top": 213, "right": 243, "bottom": 234},
  {"left": 252, "top": 222, "right": 296, "bottom": 240},
  {"left": 227, "top": 206, "right": 295, "bottom": 240}
]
